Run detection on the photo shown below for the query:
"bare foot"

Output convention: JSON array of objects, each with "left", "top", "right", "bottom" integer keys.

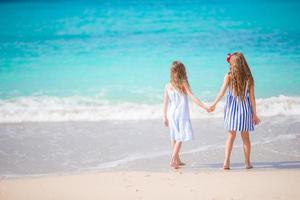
[
  {"left": 223, "top": 165, "right": 230, "bottom": 170},
  {"left": 170, "top": 161, "right": 186, "bottom": 166},
  {"left": 179, "top": 162, "right": 186, "bottom": 166},
  {"left": 170, "top": 161, "right": 180, "bottom": 169},
  {"left": 245, "top": 165, "right": 253, "bottom": 169},
  {"left": 223, "top": 161, "right": 230, "bottom": 170}
]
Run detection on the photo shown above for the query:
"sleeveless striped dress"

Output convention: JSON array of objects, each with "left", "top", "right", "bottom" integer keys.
[{"left": 224, "top": 81, "right": 254, "bottom": 132}]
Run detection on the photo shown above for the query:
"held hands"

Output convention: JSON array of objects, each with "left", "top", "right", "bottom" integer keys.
[
  {"left": 203, "top": 104, "right": 216, "bottom": 113},
  {"left": 208, "top": 104, "right": 216, "bottom": 112}
]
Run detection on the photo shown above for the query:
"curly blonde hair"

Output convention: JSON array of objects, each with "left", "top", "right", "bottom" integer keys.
[
  {"left": 229, "top": 52, "right": 254, "bottom": 100},
  {"left": 170, "top": 61, "right": 191, "bottom": 94}
]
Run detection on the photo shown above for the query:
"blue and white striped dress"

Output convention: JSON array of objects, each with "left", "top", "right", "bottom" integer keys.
[{"left": 224, "top": 83, "right": 254, "bottom": 132}]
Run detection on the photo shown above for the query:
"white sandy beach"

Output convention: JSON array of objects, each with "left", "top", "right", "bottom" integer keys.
[{"left": 1, "top": 170, "right": 300, "bottom": 200}]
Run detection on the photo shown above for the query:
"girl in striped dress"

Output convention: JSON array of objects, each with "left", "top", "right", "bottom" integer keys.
[{"left": 210, "top": 52, "right": 260, "bottom": 170}]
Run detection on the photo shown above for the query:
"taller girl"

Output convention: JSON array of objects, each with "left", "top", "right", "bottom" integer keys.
[{"left": 210, "top": 52, "right": 260, "bottom": 170}]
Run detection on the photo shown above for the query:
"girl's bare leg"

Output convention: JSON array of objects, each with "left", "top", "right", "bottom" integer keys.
[
  {"left": 241, "top": 131, "right": 253, "bottom": 169},
  {"left": 171, "top": 140, "right": 175, "bottom": 149},
  {"left": 170, "top": 141, "right": 182, "bottom": 169},
  {"left": 171, "top": 140, "right": 184, "bottom": 165},
  {"left": 170, "top": 140, "right": 175, "bottom": 165},
  {"left": 223, "top": 131, "right": 236, "bottom": 169}
]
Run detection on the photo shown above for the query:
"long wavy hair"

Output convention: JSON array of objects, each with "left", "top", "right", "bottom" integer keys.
[
  {"left": 170, "top": 61, "right": 191, "bottom": 94},
  {"left": 228, "top": 52, "right": 254, "bottom": 100}
]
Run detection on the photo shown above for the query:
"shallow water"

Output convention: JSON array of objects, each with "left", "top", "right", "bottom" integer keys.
[{"left": 0, "top": 116, "right": 299, "bottom": 178}]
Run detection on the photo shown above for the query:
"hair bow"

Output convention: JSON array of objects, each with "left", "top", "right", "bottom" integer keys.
[{"left": 226, "top": 53, "right": 232, "bottom": 63}]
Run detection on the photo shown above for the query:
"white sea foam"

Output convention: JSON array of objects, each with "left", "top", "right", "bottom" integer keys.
[{"left": 0, "top": 95, "right": 299, "bottom": 123}]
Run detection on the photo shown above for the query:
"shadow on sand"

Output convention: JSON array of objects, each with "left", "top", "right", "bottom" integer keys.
[{"left": 185, "top": 161, "right": 300, "bottom": 170}]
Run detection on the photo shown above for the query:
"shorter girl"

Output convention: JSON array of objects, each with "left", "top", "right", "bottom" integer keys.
[
  {"left": 163, "top": 61, "right": 209, "bottom": 169},
  {"left": 210, "top": 52, "right": 260, "bottom": 170}
]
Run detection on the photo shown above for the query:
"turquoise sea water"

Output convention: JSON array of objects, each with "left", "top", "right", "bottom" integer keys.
[{"left": 0, "top": 0, "right": 300, "bottom": 121}]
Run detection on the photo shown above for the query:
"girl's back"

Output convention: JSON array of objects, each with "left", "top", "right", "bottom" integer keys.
[
  {"left": 224, "top": 77, "right": 254, "bottom": 132},
  {"left": 166, "top": 83, "right": 193, "bottom": 142},
  {"left": 167, "top": 84, "right": 190, "bottom": 120}
]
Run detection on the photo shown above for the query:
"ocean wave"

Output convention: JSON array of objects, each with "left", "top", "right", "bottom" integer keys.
[{"left": 0, "top": 95, "right": 299, "bottom": 123}]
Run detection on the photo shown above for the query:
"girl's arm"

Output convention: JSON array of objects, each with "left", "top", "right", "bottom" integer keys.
[
  {"left": 163, "top": 85, "right": 169, "bottom": 127},
  {"left": 183, "top": 82, "right": 209, "bottom": 111},
  {"left": 249, "top": 84, "right": 261, "bottom": 125},
  {"left": 210, "top": 74, "right": 230, "bottom": 110}
]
